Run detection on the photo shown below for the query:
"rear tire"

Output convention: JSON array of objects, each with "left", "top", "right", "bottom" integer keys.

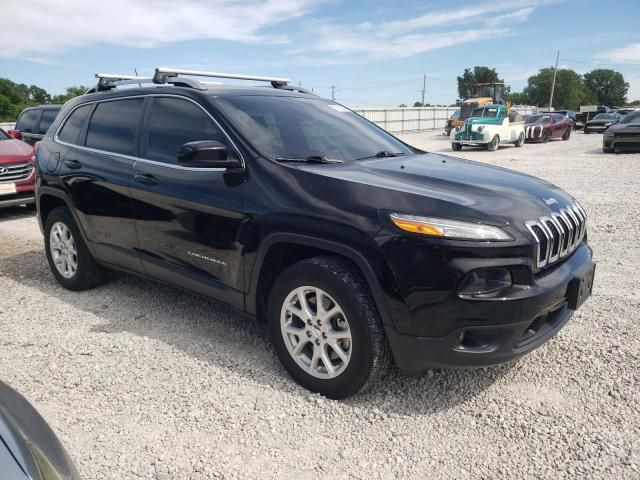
[
  {"left": 515, "top": 132, "right": 524, "bottom": 147},
  {"left": 487, "top": 135, "right": 499, "bottom": 151},
  {"left": 44, "top": 207, "right": 106, "bottom": 291},
  {"left": 451, "top": 142, "right": 462, "bottom": 151},
  {"left": 267, "top": 256, "right": 391, "bottom": 399}
]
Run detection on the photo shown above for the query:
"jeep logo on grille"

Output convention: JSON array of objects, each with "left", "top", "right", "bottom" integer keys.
[
  {"left": 543, "top": 197, "right": 558, "bottom": 206},
  {"left": 0, "top": 167, "right": 8, "bottom": 175}
]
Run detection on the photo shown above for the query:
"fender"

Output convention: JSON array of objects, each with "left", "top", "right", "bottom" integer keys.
[
  {"left": 36, "top": 186, "right": 99, "bottom": 259},
  {"left": 246, "top": 232, "right": 395, "bottom": 327}
]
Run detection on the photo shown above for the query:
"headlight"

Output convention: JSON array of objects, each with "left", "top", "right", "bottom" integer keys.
[
  {"left": 604, "top": 122, "right": 612, "bottom": 127},
  {"left": 477, "top": 126, "right": 484, "bottom": 132},
  {"left": 390, "top": 213, "right": 513, "bottom": 241}
]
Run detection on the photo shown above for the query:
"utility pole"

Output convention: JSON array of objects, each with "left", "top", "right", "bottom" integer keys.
[
  {"left": 331, "top": 86, "right": 336, "bottom": 101},
  {"left": 421, "top": 74, "right": 426, "bottom": 106},
  {"left": 548, "top": 50, "right": 560, "bottom": 110}
]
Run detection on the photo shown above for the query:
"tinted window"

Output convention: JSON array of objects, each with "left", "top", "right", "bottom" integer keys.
[
  {"left": 86, "top": 99, "right": 144, "bottom": 155},
  {"left": 15, "top": 109, "right": 40, "bottom": 132},
  {"left": 216, "top": 96, "right": 412, "bottom": 161},
  {"left": 0, "top": 129, "right": 9, "bottom": 140},
  {"left": 620, "top": 111, "right": 640, "bottom": 124},
  {"left": 144, "top": 97, "right": 230, "bottom": 165},
  {"left": 38, "top": 109, "right": 59, "bottom": 134},
  {"left": 58, "top": 104, "right": 92, "bottom": 145}
]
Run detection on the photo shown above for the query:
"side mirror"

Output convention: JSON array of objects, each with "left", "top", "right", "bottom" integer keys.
[
  {"left": 7, "top": 129, "right": 22, "bottom": 140},
  {"left": 177, "top": 140, "right": 241, "bottom": 169}
]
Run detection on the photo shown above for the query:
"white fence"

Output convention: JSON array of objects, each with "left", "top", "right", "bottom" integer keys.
[{"left": 352, "top": 106, "right": 537, "bottom": 134}]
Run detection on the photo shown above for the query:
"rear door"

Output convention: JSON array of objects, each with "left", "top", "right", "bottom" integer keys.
[
  {"left": 131, "top": 95, "right": 246, "bottom": 309},
  {"left": 58, "top": 98, "right": 144, "bottom": 271},
  {"left": 36, "top": 109, "right": 60, "bottom": 139}
]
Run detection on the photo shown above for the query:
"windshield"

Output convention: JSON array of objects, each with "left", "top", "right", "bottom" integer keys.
[
  {"left": 620, "top": 111, "right": 640, "bottom": 124},
  {"left": 215, "top": 96, "right": 413, "bottom": 162},
  {"left": 525, "top": 114, "right": 552, "bottom": 125},
  {"left": 594, "top": 113, "right": 616, "bottom": 120},
  {"left": 470, "top": 107, "right": 500, "bottom": 118}
]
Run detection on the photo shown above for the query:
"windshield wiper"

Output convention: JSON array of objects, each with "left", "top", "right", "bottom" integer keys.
[
  {"left": 356, "top": 150, "right": 406, "bottom": 160},
  {"left": 275, "top": 155, "right": 343, "bottom": 164}
]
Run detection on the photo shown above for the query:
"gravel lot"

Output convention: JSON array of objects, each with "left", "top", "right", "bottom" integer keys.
[{"left": 1, "top": 131, "right": 639, "bottom": 479}]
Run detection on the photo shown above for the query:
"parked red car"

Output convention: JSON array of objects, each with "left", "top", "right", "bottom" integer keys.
[
  {"left": 524, "top": 113, "right": 573, "bottom": 142},
  {"left": 0, "top": 128, "right": 36, "bottom": 209}
]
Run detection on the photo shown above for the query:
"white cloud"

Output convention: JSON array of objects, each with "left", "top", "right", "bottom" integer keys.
[
  {"left": 0, "top": 0, "right": 321, "bottom": 58},
  {"left": 294, "top": 1, "right": 549, "bottom": 61},
  {"left": 596, "top": 42, "right": 640, "bottom": 64}
]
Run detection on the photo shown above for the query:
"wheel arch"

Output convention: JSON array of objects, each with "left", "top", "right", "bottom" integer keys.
[{"left": 247, "top": 233, "right": 394, "bottom": 328}]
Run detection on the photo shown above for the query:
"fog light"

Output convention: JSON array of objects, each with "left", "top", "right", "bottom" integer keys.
[{"left": 459, "top": 268, "right": 512, "bottom": 296}]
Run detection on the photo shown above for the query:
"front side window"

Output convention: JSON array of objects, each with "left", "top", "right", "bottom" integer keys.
[
  {"left": 15, "top": 109, "right": 40, "bottom": 132},
  {"left": 216, "top": 95, "right": 412, "bottom": 161},
  {"left": 86, "top": 99, "right": 144, "bottom": 156},
  {"left": 58, "top": 104, "right": 92, "bottom": 145},
  {"left": 620, "top": 111, "right": 640, "bottom": 124},
  {"left": 38, "top": 109, "right": 59, "bottom": 134},
  {"left": 143, "top": 97, "right": 230, "bottom": 165}
]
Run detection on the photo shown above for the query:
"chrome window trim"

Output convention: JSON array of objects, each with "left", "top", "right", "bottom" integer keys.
[{"left": 52, "top": 93, "right": 245, "bottom": 173}]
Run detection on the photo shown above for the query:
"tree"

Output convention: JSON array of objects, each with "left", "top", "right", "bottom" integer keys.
[
  {"left": 457, "top": 66, "right": 502, "bottom": 101},
  {"left": 51, "top": 86, "right": 88, "bottom": 104},
  {"left": 508, "top": 91, "right": 529, "bottom": 105},
  {"left": 523, "top": 68, "right": 595, "bottom": 109},
  {"left": 398, "top": 103, "right": 407, "bottom": 108},
  {"left": 583, "top": 69, "right": 628, "bottom": 106},
  {"left": 413, "top": 101, "right": 423, "bottom": 107}
]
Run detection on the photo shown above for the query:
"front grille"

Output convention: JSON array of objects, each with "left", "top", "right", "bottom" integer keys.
[
  {"left": 525, "top": 202, "right": 587, "bottom": 269},
  {"left": 0, "top": 162, "right": 34, "bottom": 183}
]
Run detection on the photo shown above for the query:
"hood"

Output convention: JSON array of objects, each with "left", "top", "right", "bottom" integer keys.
[
  {"left": 586, "top": 118, "right": 616, "bottom": 125},
  {"left": 0, "top": 139, "right": 33, "bottom": 163},
  {"left": 606, "top": 122, "right": 640, "bottom": 133},
  {"left": 466, "top": 116, "right": 503, "bottom": 126},
  {"left": 306, "top": 153, "right": 576, "bottom": 228}
]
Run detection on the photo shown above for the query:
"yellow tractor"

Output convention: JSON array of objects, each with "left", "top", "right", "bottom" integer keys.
[{"left": 445, "top": 83, "right": 507, "bottom": 135}]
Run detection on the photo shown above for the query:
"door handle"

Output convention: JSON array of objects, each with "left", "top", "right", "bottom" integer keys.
[
  {"left": 64, "top": 159, "right": 82, "bottom": 169},
  {"left": 134, "top": 173, "right": 159, "bottom": 185}
]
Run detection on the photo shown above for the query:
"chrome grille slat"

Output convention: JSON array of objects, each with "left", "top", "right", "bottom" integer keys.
[
  {"left": 0, "top": 162, "right": 33, "bottom": 183},
  {"left": 526, "top": 202, "right": 586, "bottom": 270}
]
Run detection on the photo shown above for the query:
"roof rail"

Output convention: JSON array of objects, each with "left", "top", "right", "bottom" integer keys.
[
  {"left": 153, "top": 67, "right": 290, "bottom": 88},
  {"left": 87, "top": 67, "right": 297, "bottom": 94}
]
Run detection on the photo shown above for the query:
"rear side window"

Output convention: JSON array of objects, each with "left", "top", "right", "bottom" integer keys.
[
  {"left": 15, "top": 109, "right": 40, "bottom": 132},
  {"left": 57, "top": 105, "right": 92, "bottom": 144},
  {"left": 38, "top": 109, "right": 59, "bottom": 134},
  {"left": 144, "top": 97, "right": 230, "bottom": 165},
  {"left": 86, "top": 99, "right": 144, "bottom": 156}
]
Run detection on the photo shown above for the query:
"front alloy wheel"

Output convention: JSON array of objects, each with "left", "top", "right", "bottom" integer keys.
[{"left": 280, "top": 286, "right": 352, "bottom": 379}]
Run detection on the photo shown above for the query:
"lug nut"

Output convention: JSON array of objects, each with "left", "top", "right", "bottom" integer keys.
[
  {"left": 306, "top": 331, "right": 312, "bottom": 338},
  {"left": 315, "top": 339, "right": 320, "bottom": 345},
  {"left": 307, "top": 319, "right": 312, "bottom": 325},
  {"left": 322, "top": 333, "right": 327, "bottom": 339}
]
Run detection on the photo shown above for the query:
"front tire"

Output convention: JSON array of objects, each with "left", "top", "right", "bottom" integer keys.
[
  {"left": 562, "top": 128, "right": 571, "bottom": 141},
  {"left": 487, "top": 135, "right": 499, "bottom": 151},
  {"left": 451, "top": 142, "right": 462, "bottom": 151},
  {"left": 44, "top": 207, "right": 106, "bottom": 291},
  {"left": 268, "top": 257, "right": 391, "bottom": 399}
]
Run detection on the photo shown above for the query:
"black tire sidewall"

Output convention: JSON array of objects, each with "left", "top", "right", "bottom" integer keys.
[{"left": 267, "top": 260, "right": 376, "bottom": 399}]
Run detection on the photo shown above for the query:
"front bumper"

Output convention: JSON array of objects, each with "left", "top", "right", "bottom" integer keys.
[{"left": 384, "top": 244, "right": 594, "bottom": 374}]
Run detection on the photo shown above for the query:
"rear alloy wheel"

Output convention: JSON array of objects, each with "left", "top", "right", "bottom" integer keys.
[
  {"left": 515, "top": 132, "right": 524, "bottom": 147},
  {"left": 562, "top": 128, "right": 571, "bottom": 141},
  {"left": 268, "top": 257, "right": 391, "bottom": 399},
  {"left": 451, "top": 142, "right": 462, "bottom": 151},
  {"left": 487, "top": 135, "right": 499, "bottom": 151},
  {"left": 44, "top": 207, "right": 106, "bottom": 291}
]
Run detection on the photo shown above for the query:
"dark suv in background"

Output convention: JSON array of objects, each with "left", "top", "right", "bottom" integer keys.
[
  {"left": 9, "top": 105, "right": 62, "bottom": 145},
  {"left": 35, "top": 68, "right": 595, "bottom": 399}
]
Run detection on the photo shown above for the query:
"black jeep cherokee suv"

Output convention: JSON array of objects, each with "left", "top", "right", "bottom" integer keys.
[{"left": 35, "top": 69, "right": 595, "bottom": 399}]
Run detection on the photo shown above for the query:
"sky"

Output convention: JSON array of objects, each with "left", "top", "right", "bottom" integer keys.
[{"left": 1, "top": 0, "right": 639, "bottom": 107}]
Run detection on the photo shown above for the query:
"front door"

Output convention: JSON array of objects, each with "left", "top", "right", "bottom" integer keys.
[{"left": 130, "top": 96, "right": 246, "bottom": 310}]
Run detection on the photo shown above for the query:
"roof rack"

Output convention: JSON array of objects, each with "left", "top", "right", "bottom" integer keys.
[{"left": 87, "top": 67, "right": 302, "bottom": 95}]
